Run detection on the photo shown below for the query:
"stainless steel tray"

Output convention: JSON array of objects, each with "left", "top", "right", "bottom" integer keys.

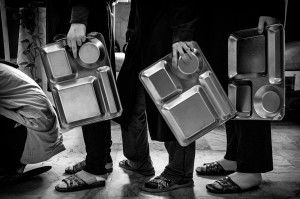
[
  {"left": 40, "top": 32, "right": 122, "bottom": 129},
  {"left": 140, "top": 42, "right": 236, "bottom": 146},
  {"left": 228, "top": 24, "right": 285, "bottom": 120}
]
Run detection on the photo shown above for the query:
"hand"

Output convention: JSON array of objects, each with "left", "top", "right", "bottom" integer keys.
[
  {"left": 67, "top": 23, "right": 87, "bottom": 58},
  {"left": 172, "top": 41, "right": 194, "bottom": 67},
  {"left": 257, "top": 16, "right": 279, "bottom": 34}
]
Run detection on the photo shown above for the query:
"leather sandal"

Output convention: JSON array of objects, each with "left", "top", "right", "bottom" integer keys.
[
  {"left": 0, "top": 166, "right": 52, "bottom": 186},
  {"left": 65, "top": 160, "right": 113, "bottom": 174},
  {"left": 206, "top": 176, "right": 259, "bottom": 194},
  {"left": 140, "top": 175, "right": 194, "bottom": 193},
  {"left": 55, "top": 174, "right": 105, "bottom": 192},
  {"left": 195, "top": 161, "right": 234, "bottom": 176},
  {"left": 119, "top": 159, "right": 155, "bottom": 176}
]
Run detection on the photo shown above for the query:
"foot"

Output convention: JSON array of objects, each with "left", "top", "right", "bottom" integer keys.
[
  {"left": 140, "top": 175, "right": 194, "bottom": 193},
  {"left": 119, "top": 159, "right": 155, "bottom": 176},
  {"left": 227, "top": 172, "right": 262, "bottom": 190},
  {"left": 65, "top": 160, "right": 113, "bottom": 174},
  {"left": 0, "top": 166, "right": 51, "bottom": 186},
  {"left": 55, "top": 170, "right": 107, "bottom": 192},
  {"left": 206, "top": 172, "right": 262, "bottom": 194},
  {"left": 196, "top": 159, "right": 236, "bottom": 175}
]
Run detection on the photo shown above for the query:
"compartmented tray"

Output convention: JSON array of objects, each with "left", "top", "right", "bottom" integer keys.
[
  {"left": 40, "top": 32, "right": 122, "bottom": 129},
  {"left": 140, "top": 42, "right": 236, "bottom": 146},
  {"left": 228, "top": 24, "right": 285, "bottom": 120}
]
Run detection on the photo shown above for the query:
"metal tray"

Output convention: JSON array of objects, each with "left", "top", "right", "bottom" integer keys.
[
  {"left": 228, "top": 24, "right": 285, "bottom": 120},
  {"left": 40, "top": 32, "right": 122, "bottom": 129},
  {"left": 140, "top": 42, "right": 236, "bottom": 146}
]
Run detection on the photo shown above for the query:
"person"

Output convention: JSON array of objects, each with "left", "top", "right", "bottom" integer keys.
[
  {"left": 0, "top": 61, "right": 65, "bottom": 185},
  {"left": 115, "top": 0, "right": 198, "bottom": 193},
  {"left": 193, "top": 0, "right": 285, "bottom": 194},
  {"left": 48, "top": 0, "right": 117, "bottom": 192}
]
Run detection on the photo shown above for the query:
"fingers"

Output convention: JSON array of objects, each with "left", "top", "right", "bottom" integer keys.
[
  {"left": 257, "top": 17, "right": 265, "bottom": 34},
  {"left": 172, "top": 41, "right": 194, "bottom": 67},
  {"left": 258, "top": 16, "right": 279, "bottom": 34},
  {"left": 67, "top": 23, "right": 86, "bottom": 59}
]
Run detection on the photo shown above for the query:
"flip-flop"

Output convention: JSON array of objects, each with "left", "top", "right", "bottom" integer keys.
[
  {"left": 0, "top": 166, "right": 52, "bottom": 186},
  {"left": 55, "top": 174, "right": 105, "bottom": 192}
]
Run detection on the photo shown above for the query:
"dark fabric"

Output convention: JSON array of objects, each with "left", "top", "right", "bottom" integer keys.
[
  {"left": 46, "top": 0, "right": 115, "bottom": 175},
  {"left": 46, "top": 0, "right": 71, "bottom": 43},
  {"left": 82, "top": 121, "right": 111, "bottom": 175},
  {"left": 224, "top": 120, "right": 273, "bottom": 173},
  {"left": 46, "top": 0, "right": 115, "bottom": 74},
  {"left": 115, "top": 0, "right": 198, "bottom": 141},
  {"left": 285, "top": 0, "right": 300, "bottom": 42},
  {"left": 162, "top": 141, "right": 195, "bottom": 184},
  {"left": 120, "top": 83, "right": 151, "bottom": 168},
  {"left": 194, "top": 0, "right": 284, "bottom": 173},
  {"left": 70, "top": 5, "right": 90, "bottom": 26},
  {"left": 0, "top": 115, "right": 27, "bottom": 173}
]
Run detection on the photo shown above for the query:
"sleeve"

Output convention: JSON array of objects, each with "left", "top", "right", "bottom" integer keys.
[
  {"left": 70, "top": 4, "right": 90, "bottom": 26},
  {"left": 127, "top": 0, "right": 136, "bottom": 31},
  {"left": 69, "top": 0, "right": 113, "bottom": 25},
  {"left": 170, "top": 0, "right": 198, "bottom": 44}
]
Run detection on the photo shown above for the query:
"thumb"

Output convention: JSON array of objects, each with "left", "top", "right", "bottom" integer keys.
[{"left": 258, "top": 17, "right": 265, "bottom": 34}]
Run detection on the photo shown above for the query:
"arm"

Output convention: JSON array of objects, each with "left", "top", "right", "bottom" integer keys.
[
  {"left": 67, "top": 0, "right": 113, "bottom": 58},
  {"left": 170, "top": 0, "right": 198, "bottom": 67},
  {"left": 67, "top": 3, "right": 89, "bottom": 58}
]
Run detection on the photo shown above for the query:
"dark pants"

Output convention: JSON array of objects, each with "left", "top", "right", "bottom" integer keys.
[
  {"left": 0, "top": 115, "right": 27, "bottom": 174},
  {"left": 82, "top": 120, "right": 112, "bottom": 175},
  {"left": 121, "top": 83, "right": 152, "bottom": 169},
  {"left": 224, "top": 120, "right": 273, "bottom": 173},
  {"left": 162, "top": 141, "right": 195, "bottom": 184},
  {"left": 122, "top": 83, "right": 195, "bottom": 183}
]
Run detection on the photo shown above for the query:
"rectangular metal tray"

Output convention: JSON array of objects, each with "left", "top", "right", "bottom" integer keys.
[
  {"left": 140, "top": 42, "right": 236, "bottom": 146},
  {"left": 228, "top": 24, "right": 285, "bottom": 120},
  {"left": 40, "top": 32, "right": 122, "bottom": 129}
]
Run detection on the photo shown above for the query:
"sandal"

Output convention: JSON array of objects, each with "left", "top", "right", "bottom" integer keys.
[
  {"left": 0, "top": 166, "right": 52, "bottom": 186},
  {"left": 65, "top": 160, "right": 113, "bottom": 174},
  {"left": 206, "top": 176, "right": 259, "bottom": 194},
  {"left": 140, "top": 175, "right": 194, "bottom": 193},
  {"left": 119, "top": 159, "right": 155, "bottom": 176},
  {"left": 195, "top": 161, "right": 234, "bottom": 176},
  {"left": 55, "top": 174, "right": 105, "bottom": 192}
]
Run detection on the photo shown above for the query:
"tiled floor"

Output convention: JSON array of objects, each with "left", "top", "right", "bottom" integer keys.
[{"left": 0, "top": 111, "right": 299, "bottom": 199}]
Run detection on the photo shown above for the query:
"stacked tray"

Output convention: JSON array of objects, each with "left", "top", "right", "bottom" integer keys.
[
  {"left": 140, "top": 42, "right": 236, "bottom": 146},
  {"left": 40, "top": 32, "right": 122, "bottom": 129},
  {"left": 228, "top": 24, "right": 285, "bottom": 120}
]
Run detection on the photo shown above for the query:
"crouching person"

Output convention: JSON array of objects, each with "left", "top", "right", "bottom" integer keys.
[{"left": 0, "top": 61, "right": 65, "bottom": 185}]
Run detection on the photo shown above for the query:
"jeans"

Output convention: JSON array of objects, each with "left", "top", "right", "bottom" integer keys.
[
  {"left": 82, "top": 120, "right": 112, "bottom": 175},
  {"left": 0, "top": 115, "right": 27, "bottom": 173},
  {"left": 122, "top": 83, "right": 195, "bottom": 183},
  {"left": 121, "top": 83, "right": 152, "bottom": 169},
  {"left": 162, "top": 141, "right": 195, "bottom": 184}
]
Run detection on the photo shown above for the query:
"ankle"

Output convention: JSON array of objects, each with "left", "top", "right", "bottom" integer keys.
[
  {"left": 229, "top": 172, "right": 262, "bottom": 189},
  {"left": 218, "top": 159, "right": 237, "bottom": 171}
]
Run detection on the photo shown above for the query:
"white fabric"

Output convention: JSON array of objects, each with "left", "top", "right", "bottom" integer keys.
[{"left": 0, "top": 63, "right": 65, "bottom": 164}]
